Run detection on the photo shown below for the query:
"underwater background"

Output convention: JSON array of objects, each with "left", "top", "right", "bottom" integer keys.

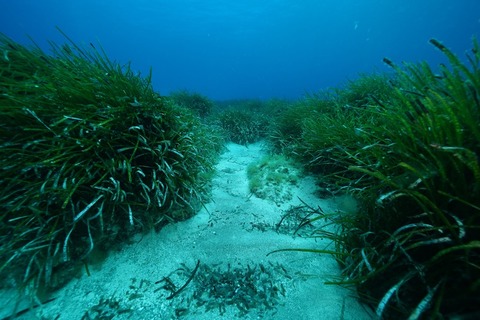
[
  {"left": 1, "top": 0, "right": 479, "bottom": 100},
  {"left": 2, "top": 1, "right": 480, "bottom": 319}
]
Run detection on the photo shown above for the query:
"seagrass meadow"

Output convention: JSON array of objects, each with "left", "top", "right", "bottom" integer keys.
[
  {"left": 267, "top": 38, "right": 480, "bottom": 319},
  {"left": 0, "top": 31, "right": 221, "bottom": 292},
  {"left": 1, "top": 30, "right": 480, "bottom": 320}
]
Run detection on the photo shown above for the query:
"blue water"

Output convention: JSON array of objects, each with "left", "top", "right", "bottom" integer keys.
[{"left": 1, "top": 0, "right": 479, "bottom": 100}]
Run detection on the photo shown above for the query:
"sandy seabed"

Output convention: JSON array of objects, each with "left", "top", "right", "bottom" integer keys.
[{"left": 1, "top": 142, "right": 375, "bottom": 320}]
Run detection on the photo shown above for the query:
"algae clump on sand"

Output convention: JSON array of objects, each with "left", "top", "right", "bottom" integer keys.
[{"left": 246, "top": 154, "right": 302, "bottom": 204}]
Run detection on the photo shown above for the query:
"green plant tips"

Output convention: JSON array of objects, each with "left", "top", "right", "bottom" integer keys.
[
  {"left": 247, "top": 154, "right": 302, "bottom": 204},
  {"left": 278, "top": 38, "right": 480, "bottom": 319},
  {"left": 169, "top": 90, "right": 214, "bottom": 119},
  {"left": 215, "top": 108, "right": 267, "bottom": 145},
  {"left": 344, "top": 38, "right": 480, "bottom": 319},
  {"left": 263, "top": 38, "right": 480, "bottom": 319},
  {"left": 0, "top": 31, "right": 221, "bottom": 293}
]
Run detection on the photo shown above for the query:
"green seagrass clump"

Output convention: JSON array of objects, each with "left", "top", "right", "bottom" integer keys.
[
  {"left": 169, "top": 90, "right": 214, "bottom": 118},
  {"left": 215, "top": 107, "right": 267, "bottom": 145},
  {"left": 213, "top": 99, "right": 289, "bottom": 146},
  {"left": 0, "top": 31, "right": 220, "bottom": 291},
  {"left": 267, "top": 76, "right": 392, "bottom": 180},
  {"left": 278, "top": 38, "right": 480, "bottom": 319},
  {"left": 341, "top": 39, "right": 480, "bottom": 319}
]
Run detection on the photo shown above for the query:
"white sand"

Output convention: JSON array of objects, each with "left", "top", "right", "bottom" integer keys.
[{"left": 1, "top": 141, "right": 374, "bottom": 319}]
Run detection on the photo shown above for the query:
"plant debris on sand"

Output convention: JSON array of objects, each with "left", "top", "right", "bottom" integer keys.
[{"left": 155, "top": 260, "right": 292, "bottom": 318}]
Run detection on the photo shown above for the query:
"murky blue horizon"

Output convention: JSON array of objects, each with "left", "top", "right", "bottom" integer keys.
[{"left": 1, "top": 0, "right": 479, "bottom": 100}]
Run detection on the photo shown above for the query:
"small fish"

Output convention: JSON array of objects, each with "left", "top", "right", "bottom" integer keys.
[
  {"left": 383, "top": 57, "right": 395, "bottom": 68},
  {"left": 405, "top": 111, "right": 416, "bottom": 123},
  {"left": 413, "top": 98, "right": 429, "bottom": 115},
  {"left": 129, "top": 97, "right": 143, "bottom": 107},
  {"left": 38, "top": 54, "right": 48, "bottom": 62},
  {"left": 429, "top": 38, "right": 447, "bottom": 51},
  {"left": 62, "top": 44, "right": 72, "bottom": 54}
]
